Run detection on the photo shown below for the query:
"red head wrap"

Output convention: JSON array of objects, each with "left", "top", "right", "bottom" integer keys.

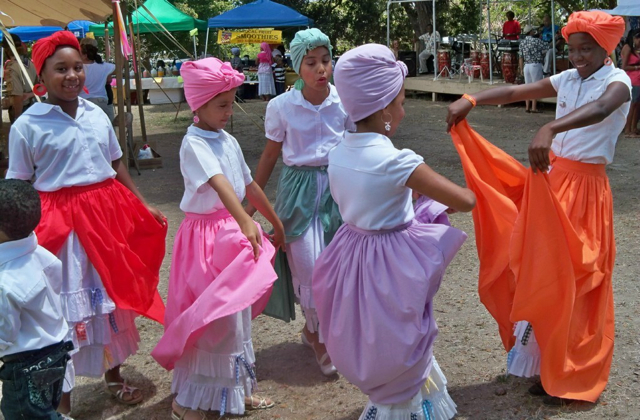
[
  {"left": 32, "top": 31, "right": 81, "bottom": 75},
  {"left": 561, "top": 11, "right": 625, "bottom": 55}
]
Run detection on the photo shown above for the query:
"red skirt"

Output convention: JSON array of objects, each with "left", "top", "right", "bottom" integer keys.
[
  {"left": 36, "top": 179, "right": 168, "bottom": 323},
  {"left": 451, "top": 120, "right": 615, "bottom": 402}
]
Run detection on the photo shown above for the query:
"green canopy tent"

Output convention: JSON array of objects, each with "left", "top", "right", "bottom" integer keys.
[{"left": 89, "top": 0, "right": 207, "bottom": 36}]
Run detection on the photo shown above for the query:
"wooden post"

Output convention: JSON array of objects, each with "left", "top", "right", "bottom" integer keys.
[
  {"left": 122, "top": 1, "right": 133, "bottom": 115},
  {"left": 113, "top": 0, "right": 127, "bottom": 163},
  {"left": 129, "top": 17, "right": 148, "bottom": 144}
]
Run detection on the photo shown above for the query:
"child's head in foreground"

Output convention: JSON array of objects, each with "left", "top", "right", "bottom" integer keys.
[{"left": 0, "top": 179, "right": 41, "bottom": 244}]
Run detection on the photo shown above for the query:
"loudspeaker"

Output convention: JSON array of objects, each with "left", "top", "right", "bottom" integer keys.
[{"left": 398, "top": 51, "right": 417, "bottom": 77}]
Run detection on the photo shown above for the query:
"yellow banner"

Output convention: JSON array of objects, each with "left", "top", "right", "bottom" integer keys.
[{"left": 217, "top": 29, "right": 282, "bottom": 45}]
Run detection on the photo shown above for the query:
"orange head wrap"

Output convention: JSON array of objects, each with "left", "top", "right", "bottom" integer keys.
[
  {"left": 32, "top": 31, "right": 81, "bottom": 75},
  {"left": 561, "top": 11, "right": 625, "bottom": 55}
]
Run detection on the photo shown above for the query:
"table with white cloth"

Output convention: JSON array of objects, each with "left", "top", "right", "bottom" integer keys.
[{"left": 126, "top": 77, "right": 185, "bottom": 105}]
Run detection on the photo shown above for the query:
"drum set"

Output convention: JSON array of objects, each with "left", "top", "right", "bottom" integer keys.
[{"left": 435, "top": 34, "right": 520, "bottom": 83}]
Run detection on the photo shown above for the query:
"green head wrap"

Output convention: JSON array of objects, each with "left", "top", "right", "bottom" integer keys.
[{"left": 289, "top": 28, "right": 333, "bottom": 90}]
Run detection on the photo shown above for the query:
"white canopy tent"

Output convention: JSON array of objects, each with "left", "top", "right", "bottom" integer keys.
[{"left": 600, "top": 0, "right": 640, "bottom": 16}]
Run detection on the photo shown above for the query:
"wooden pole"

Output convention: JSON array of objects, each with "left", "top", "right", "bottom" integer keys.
[
  {"left": 122, "top": 1, "right": 133, "bottom": 115},
  {"left": 113, "top": 0, "right": 127, "bottom": 163},
  {"left": 129, "top": 17, "right": 148, "bottom": 144}
]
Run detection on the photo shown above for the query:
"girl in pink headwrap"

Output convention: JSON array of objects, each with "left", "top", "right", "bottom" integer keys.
[
  {"left": 150, "top": 58, "right": 283, "bottom": 419},
  {"left": 313, "top": 43, "right": 476, "bottom": 420},
  {"left": 257, "top": 42, "right": 276, "bottom": 100}
]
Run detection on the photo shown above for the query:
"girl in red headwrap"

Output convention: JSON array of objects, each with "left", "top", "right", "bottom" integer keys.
[
  {"left": 445, "top": 11, "right": 630, "bottom": 405},
  {"left": 6, "top": 31, "right": 168, "bottom": 414}
]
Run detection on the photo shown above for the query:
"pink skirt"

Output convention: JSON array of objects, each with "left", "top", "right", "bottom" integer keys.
[
  {"left": 152, "top": 209, "right": 277, "bottom": 370},
  {"left": 313, "top": 201, "right": 467, "bottom": 405}
]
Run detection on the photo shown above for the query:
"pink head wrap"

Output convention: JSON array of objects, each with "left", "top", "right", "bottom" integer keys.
[
  {"left": 334, "top": 44, "right": 407, "bottom": 123},
  {"left": 257, "top": 42, "right": 272, "bottom": 65},
  {"left": 180, "top": 58, "right": 245, "bottom": 112}
]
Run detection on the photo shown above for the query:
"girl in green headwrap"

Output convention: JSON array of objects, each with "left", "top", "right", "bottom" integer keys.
[{"left": 247, "top": 28, "right": 353, "bottom": 377}]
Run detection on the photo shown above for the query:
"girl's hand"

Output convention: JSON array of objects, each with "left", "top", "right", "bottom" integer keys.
[
  {"left": 240, "top": 219, "right": 262, "bottom": 260},
  {"left": 270, "top": 223, "right": 286, "bottom": 252},
  {"left": 528, "top": 124, "right": 554, "bottom": 173},
  {"left": 147, "top": 205, "right": 167, "bottom": 226},
  {"left": 446, "top": 98, "right": 474, "bottom": 133}
]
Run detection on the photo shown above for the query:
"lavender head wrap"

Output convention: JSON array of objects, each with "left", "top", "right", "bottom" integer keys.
[{"left": 334, "top": 44, "right": 407, "bottom": 123}]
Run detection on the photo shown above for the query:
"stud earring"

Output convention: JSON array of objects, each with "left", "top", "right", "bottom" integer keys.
[{"left": 193, "top": 114, "right": 200, "bottom": 124}]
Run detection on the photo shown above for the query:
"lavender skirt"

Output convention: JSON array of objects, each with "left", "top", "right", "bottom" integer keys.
[{"left": 313, "top": 198, "right": 467, "bottom": 409}]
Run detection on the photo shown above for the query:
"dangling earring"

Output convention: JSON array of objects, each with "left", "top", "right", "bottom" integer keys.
[
  {"left": 193, "top": 114, "right": 200, "bottom": 124},
  {"left": 33, "top": 83, "right": 47, "bottom": 97},
  {"left": 382, "top": 112, "right": 392, "bottom": 132},
  {"left": 604, "top": 57, "right": 613, "bottom": 66}
]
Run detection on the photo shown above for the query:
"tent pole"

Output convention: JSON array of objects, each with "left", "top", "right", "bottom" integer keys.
[
  {"left": 386, "top": 1, "right": 391, "bottom": 46},
  {"left": 105, "top": 23, "right": 111, "bottom": 61},
  {"left": 193, "top": 35, "right": 197, "bottom": 58},
  {"left": 551, "top": 0, "right": 557, "bottom": 75},
  {"left": 488, "top": 0, "right": 493, "bottom": 84},
  {"left": 204, "top": 28, "right": 210, "bottom": 58},
  {"left": 113, "top": 0, "right": 128, "bottom": 164},
  {"left": 129, "top": 16, "right": 148, "bottom": 146},
  {"left": 122, "top": 1, "right": 133, "bottom": 116},
  {"left": 433, "top": 0, "right": 437, "bottom": 81}
]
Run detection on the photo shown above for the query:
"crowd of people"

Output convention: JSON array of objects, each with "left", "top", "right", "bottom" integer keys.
[{"left": 0, "top": 9, "right": 635, "bottom": 420}]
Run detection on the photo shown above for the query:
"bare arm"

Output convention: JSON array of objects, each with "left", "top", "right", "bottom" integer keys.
[
  {"left": 245, "top": 181, "right": 285, "bottom": 250},
  {"left": 112, "top": 159, "right": 166, "bottom": 224},
  {"left": 406, "top": 164, "right": 476, "bottom": 213},
  {"left": 621, "top": 46, "right": 639, "bottom": 72},
  {"left": 11, "top": 95, "right": 24, "bottom": 118},
  {"left": 246, "top": 139, "right": 282, "bottom": 215},
  {"left": 446, "top": 78, "right": 557, "bottom": 131},
  {"left": 209, "top": 174, "right": 262, "bottom": 259},
  {"left": 528, "top": 81, "right": 630, "bottom": 173}
]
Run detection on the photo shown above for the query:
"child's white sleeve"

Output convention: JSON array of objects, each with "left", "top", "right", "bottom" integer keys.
[
  {"left": 387, "top": 149, "right": 425, "bottom": 188},
  {"left": 264, "top": 99, "right": 284, "bottom": 142},
  {"left": 5, "top": 125, "right": 35, "bottom": 181},
  {"left": 181, "top": 137, "right": 222, "bottom": 192},
  {"left": 0, "top": 291, "right": 21, "bottom": 352},
  {"left": 106, "top": 123, "right": 124, "bottom": 161}
]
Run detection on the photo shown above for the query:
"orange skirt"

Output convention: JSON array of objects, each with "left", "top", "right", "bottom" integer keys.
[{"left": 451, "top": 121, "right": 615, "bottom": 402}]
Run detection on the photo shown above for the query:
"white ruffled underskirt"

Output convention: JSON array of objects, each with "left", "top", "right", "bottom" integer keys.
[
  {"left": 358, "top": 358, "right": 457, "bottom": 420},
  {"left": 172, "top": 308, "right": 257, "bottom": 415},
  {"left": 56, "top": 231, "right": 140, "bottom": 380},
  {"left": 507, "top": 321, "right": 541, "bottom": 378}
]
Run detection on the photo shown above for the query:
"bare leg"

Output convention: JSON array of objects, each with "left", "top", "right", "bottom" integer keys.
[
  {"left": 532, "top": 99, "right": 538, "bottom": 112},
  {"left": 57, "top": 392, "right": 71, "bottom": 415},
  {"left": 105, "top": 365, "right": 142, "bottom": 403}
]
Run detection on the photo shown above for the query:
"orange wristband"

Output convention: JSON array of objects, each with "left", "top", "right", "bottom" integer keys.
[{"left": 462, "top": 93, "right": 477, "bottom": 107}]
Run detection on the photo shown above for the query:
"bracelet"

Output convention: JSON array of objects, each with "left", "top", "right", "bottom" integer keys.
[{"left": 462, "top": 93, "right": 477, "bottom": 107}]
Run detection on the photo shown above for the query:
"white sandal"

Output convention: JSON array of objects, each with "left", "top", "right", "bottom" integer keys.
[
  {"left": 105, "top": 381, "right": 143, "bottom": 405},
  {"left": 301, "top": 331, "right": 338, "bottom": 376},
  {"left": 245, "top": 395, "right": 275, "bottom": 410}
]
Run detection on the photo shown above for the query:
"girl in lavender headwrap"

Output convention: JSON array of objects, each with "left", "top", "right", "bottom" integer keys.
[
  {"left": 248, "top": 28, "right": 353, "bottom": 377},
  {"left": 151, "top": 58, "right": 284, "bottom": 419},
  {"left": 312, "top": 44, "right": 476, "bottom": 420}
]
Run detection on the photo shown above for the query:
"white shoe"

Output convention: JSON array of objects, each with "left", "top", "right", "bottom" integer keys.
[{"left": 301, "top": 331, "right": 338, "bottom": 377}]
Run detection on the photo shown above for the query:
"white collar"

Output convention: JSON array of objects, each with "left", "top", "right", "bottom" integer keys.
[
  {"left": 24, "top": 97, "right": 88, "bottom": 120},
  {"left": 289, "top": 83, "right": 341, "bottom": 111},
  {"left": 187, "top": 124, "right": 224, "bottom": 139},
  {"left": 567, "top": 64, "right": 614, "bottom": 81},
  {"left": 0, "top": 233, "right": 38, "bottom": 266},
  {"left": 342, "top": 131, "right": 392, "bottom": 148}
]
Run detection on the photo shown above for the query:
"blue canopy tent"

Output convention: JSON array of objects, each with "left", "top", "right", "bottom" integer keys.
[
  {"left": 207, "top": 0, "right": 313, "bottom": 29},
  {"left": 205, "top": 0, "right": 313, "bottom": 55},
  {"left": 0, "top": 21, "right": 96, "bottom": 42}
]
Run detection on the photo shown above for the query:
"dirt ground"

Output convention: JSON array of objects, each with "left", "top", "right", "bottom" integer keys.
[{"left": 2, "top": 97, "right": 639, "bottom": 420}]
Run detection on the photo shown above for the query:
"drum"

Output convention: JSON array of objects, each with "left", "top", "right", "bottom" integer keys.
[
  {"left": 470, "top": 50, "right": 481, "bottom": 78},
  {"left": 437, "top": 50, "right": 451, "bottom": 77},
  {"left": 501, "top": 52, "right": 518, "bottom": 84},
  {"left": 480, "top": 52, "right": 491, "bottom": 79}
]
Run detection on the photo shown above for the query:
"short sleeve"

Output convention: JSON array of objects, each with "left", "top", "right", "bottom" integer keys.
[
  {"left": 386, "top": 148, "right": 425, "bottom": 188},
  {"left": 6, "top": 124, "right": 35, "bottom": 181},
  {"left": 105, "top": 121, "right": 123, "bottom": 161},
  {"left": 607, "top": 70, "right": 632, "bottom": 101},
  {"left": 264, "top": 99, "right": 284, "bottom": 142},
  {"left": 181, "top": 136, "right": 222, "bottom": 191},
  {"left": 229, "top": 135, "right": 253, "bottom": 185},
  {"left": 549, "top": 70, "right": 568, "bottom": 92}
]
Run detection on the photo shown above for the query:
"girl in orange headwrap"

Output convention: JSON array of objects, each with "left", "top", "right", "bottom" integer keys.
[
  {"left": 446, "top": 11, "right": 630, "bottom": 405},
  {"left": 6, "top": 31, "right": 168, "bottom": 414}
]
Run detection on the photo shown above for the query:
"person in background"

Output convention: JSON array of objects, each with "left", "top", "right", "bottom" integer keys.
[
  {"left": 391, "top": 39, "right": 400, "bottom": 60},
  {"left": 621, "top": 29, "right": 640, "bottom": 137},
  {"left": 257, "top": 42, "right": 276, "bottom": 101},
  {"left": 543, "top": 28, "right": 566, "bottom": 76},
  {"left": 503, "top": 11, "right": 521, "bottom": 41},
  {"left": 519, "top": 25, "right": 547, "bottom": 113},
  {"left": 230, "top": 47, "right": 244, "bottom": 73},
  {"left": 418, "top": 24, "right": 440, "bottom": 74},
  {"left": 2, "top": 33, "right": 37, "bottom": 123},
  {"left": 540, "top": 14, "right": 560, "bottom": 43},
  {"left": 272, "top": 49, "right": 286, "bottom": 96},
  {"left": 79, "top": 38, "right": 116, "bottom": 122}
]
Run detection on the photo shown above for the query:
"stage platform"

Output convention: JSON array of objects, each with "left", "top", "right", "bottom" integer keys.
[{"left": 404, "top": 73, "right": 557, "bottom": 104}]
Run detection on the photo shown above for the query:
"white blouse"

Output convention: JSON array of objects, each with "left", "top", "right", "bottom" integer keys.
[
  {"left": 328, "top": 132, "right": 424, "bottom": 231},
  {"left": 550, "top": 65, "right": 631, "bottom": 164},
  {"left": 6, "top": 99, "right": 122, "bottom": 191},
  {"left": 264, "top": 84, "right": 353, "bottom": 167},
  {"left": 179, "top": 125, "right": 253, "bottom": 214},
  {"left": 0, "top": 234, "right": 69, "bottom": 357}
]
